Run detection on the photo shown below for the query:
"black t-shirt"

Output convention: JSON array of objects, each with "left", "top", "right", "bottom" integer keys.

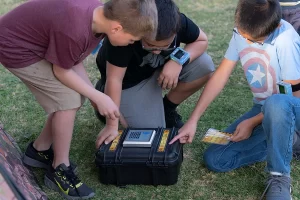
[{"left": 96, "top": 13, "right": 200, "bottom": 89}]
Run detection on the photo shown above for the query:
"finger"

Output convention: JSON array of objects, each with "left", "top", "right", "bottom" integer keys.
[
  {"left": 179, "top": 137, "right": 187, "bottom": 144},
  {"left": 99, "top": 111, "right": 104, "bottom": 116},
  {"left": 114, "top": 110, "right": 120, "bottom": 118},
  {"left": 234, "top": 131, "right": 249, "bottom": 142},
  {"left": 104, "top": 134, "right": 117, "bottom": 145},
  {"left": 230, "top": 134, "right": 236, "bottom": 141},
  {"left": 172, "top": 79, "right": 178, "bottom": 89},
  {"left": 166, "top": 80, "right": 173, "bottom": 90},
  {"left": 234, "top": 128, "right": 239, "bottom": 135},
  {"left": 109, "top": 112, "right": 116, "bottom": 120},
  {"left": 231, "top": 136, "right": 241, "bottom": 142},
  {"left": 157, "top": 75, "right": 164, "bottom": 86},
  {"left": 187, "top": 134, "right": 194, "bottom": 143},
  {"left": 230, "top": 129, "right": 238, "bottom": 138},
  {"left": 169, "top": 134, "right": 184, "bottom": 144},
  {"left": 230, "top": 133, "right": 241, "bottom": 142},
  {"left": 96, "top": 135, "right": 106, "bottom": 148},
  {"left": 101, "top": 111, "right": 109, "bottom": 118},
  {"left": 162, "top": 79, "right": 169, "bottom": 90}
]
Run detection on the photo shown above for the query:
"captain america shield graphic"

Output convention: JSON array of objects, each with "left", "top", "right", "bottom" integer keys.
[{"left": 239, "top": 47, "right": 278, "bottom": 102}]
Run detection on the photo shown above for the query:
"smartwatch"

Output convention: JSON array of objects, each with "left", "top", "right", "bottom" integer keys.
[
  {"left": 170, "top": 47, "right": 190, "bottom": 67},
  {"left": 277, "top": 81, "right": 293, "bottom": 95}
]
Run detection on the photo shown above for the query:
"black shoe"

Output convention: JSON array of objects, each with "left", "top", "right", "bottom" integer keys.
[
  {"left": 23, "top": 142, "right": 53, "bottom": 170},
  {"left": 23, "top": 142, "right": 77, "bottom": 172},
  {"left": 164, "top": 109, "right": 184, "bottom": 128},
  {"left": 95, "top": 79, "right": 106, "bottom": 124},
  {"left": 44, "top": 164, "right": 95, "bottom": 200}
]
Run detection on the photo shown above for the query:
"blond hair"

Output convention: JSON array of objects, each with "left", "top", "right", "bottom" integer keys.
[{"left": 104, "top": 0, "right": 158, "bottom": 39}]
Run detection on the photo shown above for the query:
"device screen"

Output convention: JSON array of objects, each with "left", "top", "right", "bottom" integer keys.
[
  {"left": 174, "top": 50, "right": 184, "bottom": 59},
  {"left": 279, "top": 85, "right": 286, "bottom": 94}
]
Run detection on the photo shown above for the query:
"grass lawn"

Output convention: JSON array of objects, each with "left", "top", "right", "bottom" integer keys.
[{"left": 1, "top": 0, "right": 300, "bottom": 199}]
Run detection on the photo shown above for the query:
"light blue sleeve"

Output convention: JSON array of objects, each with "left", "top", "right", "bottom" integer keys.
[
  {"left": 224, "top": 36, "right": 239, "bottom": 62},
  {"left": 277, "top": 31, "right": 300, "bottom": 80}
]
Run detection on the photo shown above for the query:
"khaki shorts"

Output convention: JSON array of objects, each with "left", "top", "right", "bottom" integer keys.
[{"left": 7, "top": 60, "right": 85, "bottom": 114}]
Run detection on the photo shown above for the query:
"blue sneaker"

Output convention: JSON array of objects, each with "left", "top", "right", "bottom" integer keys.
[{"left": 260, "top": 175, "right": 292, "bottom": 200}]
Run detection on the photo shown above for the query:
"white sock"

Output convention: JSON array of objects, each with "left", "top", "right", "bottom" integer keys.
[{"left": 270, "top": 172, "right": 283, "bottom": 176}]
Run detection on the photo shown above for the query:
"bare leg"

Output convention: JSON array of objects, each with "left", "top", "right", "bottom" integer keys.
[
  {"left": 51, "top": 108, "right": 77, "bottom": 168},
  {"left": 33, "top": 113, "right": 54, "bottom": 151}
]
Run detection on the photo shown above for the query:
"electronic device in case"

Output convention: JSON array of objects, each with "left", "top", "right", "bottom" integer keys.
[
  {"left": 170, "top": 47, "right": 190, "bottom": 67},
  {"left": 123, "top": 129, "right": 156, "bottom": 147},
  {"left": 277, "top": 81, "right": 292, "bottom": 95}
]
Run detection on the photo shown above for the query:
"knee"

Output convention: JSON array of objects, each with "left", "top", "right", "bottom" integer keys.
[
  {"left": 192, "top": 54, "right": 215, "bottom": 76},
  {"left": 203, "top": 148, "right": 218, "bottom": 172},
  {"left": 199, "top": 53, "right": 215, "bottom": 73},
  {"left": 263, "top": 94, "right": 291, "bottom": 121},
  {"left": 203, "top": 146, "right": 232, "bottom": 173}
]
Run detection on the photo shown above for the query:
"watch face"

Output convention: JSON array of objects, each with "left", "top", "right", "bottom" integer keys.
[
  {"left": 279, "top": 84, "right": 286, "bottom": 94},
  {"left": 174, "top": 50, "right": 185, "bottom": 59}
]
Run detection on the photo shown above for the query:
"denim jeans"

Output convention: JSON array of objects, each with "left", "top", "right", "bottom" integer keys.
[
  {"left": 263, "top": 94, "right": 300, "bottom": 176},
  {"left": 203, "top": 94, "right": 300, "bottom": 175}
]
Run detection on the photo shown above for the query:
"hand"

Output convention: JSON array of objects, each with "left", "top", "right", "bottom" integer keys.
[
  {"left": 230, "top": 119, "right": 255, "bottom": 142},
  {"left": 96, "top": 125, "right": 119, "bottom": 148},
  {"left": 169, "top": 120, "right": 197, "bottom": 144},
  {"left": 158, "top": 60, "right": 182, "bottom": 90},
  {"left": 93, "top": 92, "right": 120, "bottom": 120}
]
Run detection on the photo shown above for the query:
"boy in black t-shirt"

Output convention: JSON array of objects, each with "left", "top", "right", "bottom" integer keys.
[{"left": 95, "top": 0, "right": 215, "bottom": 146}]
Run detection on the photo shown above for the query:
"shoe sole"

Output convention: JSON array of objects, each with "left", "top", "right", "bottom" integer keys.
[
  {"left": 23, "top": 154, "right": 50, "bottom": 170},
  {"left": 265, "top": 187, "right": 292, "bottom": 200},
  {"left": 23, "top": 154, "right": 78, "bottom": 173},
  {"left": 44, "top": 175, "right": 95, "bottom": 200}
]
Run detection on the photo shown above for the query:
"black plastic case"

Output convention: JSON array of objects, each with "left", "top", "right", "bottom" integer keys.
[{"left": 95, "top": 128, "right": 183, "bottom": 186}]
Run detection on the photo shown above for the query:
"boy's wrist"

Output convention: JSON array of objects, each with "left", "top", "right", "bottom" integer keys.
[
  {"left": 168, "top": 59, "right": 183, "bottom": 68},
  {"left": 106, "top": 119, "right": 119, "bottom": 127},
  {"left": 247, "top": 115, "right": 263, "bottom": 127}
]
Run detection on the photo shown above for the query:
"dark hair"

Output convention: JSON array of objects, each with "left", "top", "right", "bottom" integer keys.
[
  {"left": 104, "top": 0, "right": 158, "bottom": 39},
  {"left": 235, "top": 0, "right": 281, "bottom": 39},
  {"left": 155, "top": 0, "right": 181, "bottom": 41}
]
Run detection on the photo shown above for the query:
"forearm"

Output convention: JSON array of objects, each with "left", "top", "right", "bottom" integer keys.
[
  {"left": 293, "top": 90, "right": 300, "bottom": 97},
  {"left": 248, "top": 112, "right": 264, "bottom": 127},
  {"left": 188, "top": 59, "right": 236, "bottom": 123},
  {"left": 189, "top": 72, "right": 227, "bottom": 122},
  {"left": 105, "top": 79, "right": 122, "bottom": 126},
  {"left": 53, "top": 64, "right": 102, "bottom": 102},
  {"left": 184, "top": 40, "right": 207, "bottom": 62},
  {"left": 72, "top": 62, "right": 94, "bottom": 87},
  {"left": 184, "top": 28, "right": 208, "bottom": 62}
]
